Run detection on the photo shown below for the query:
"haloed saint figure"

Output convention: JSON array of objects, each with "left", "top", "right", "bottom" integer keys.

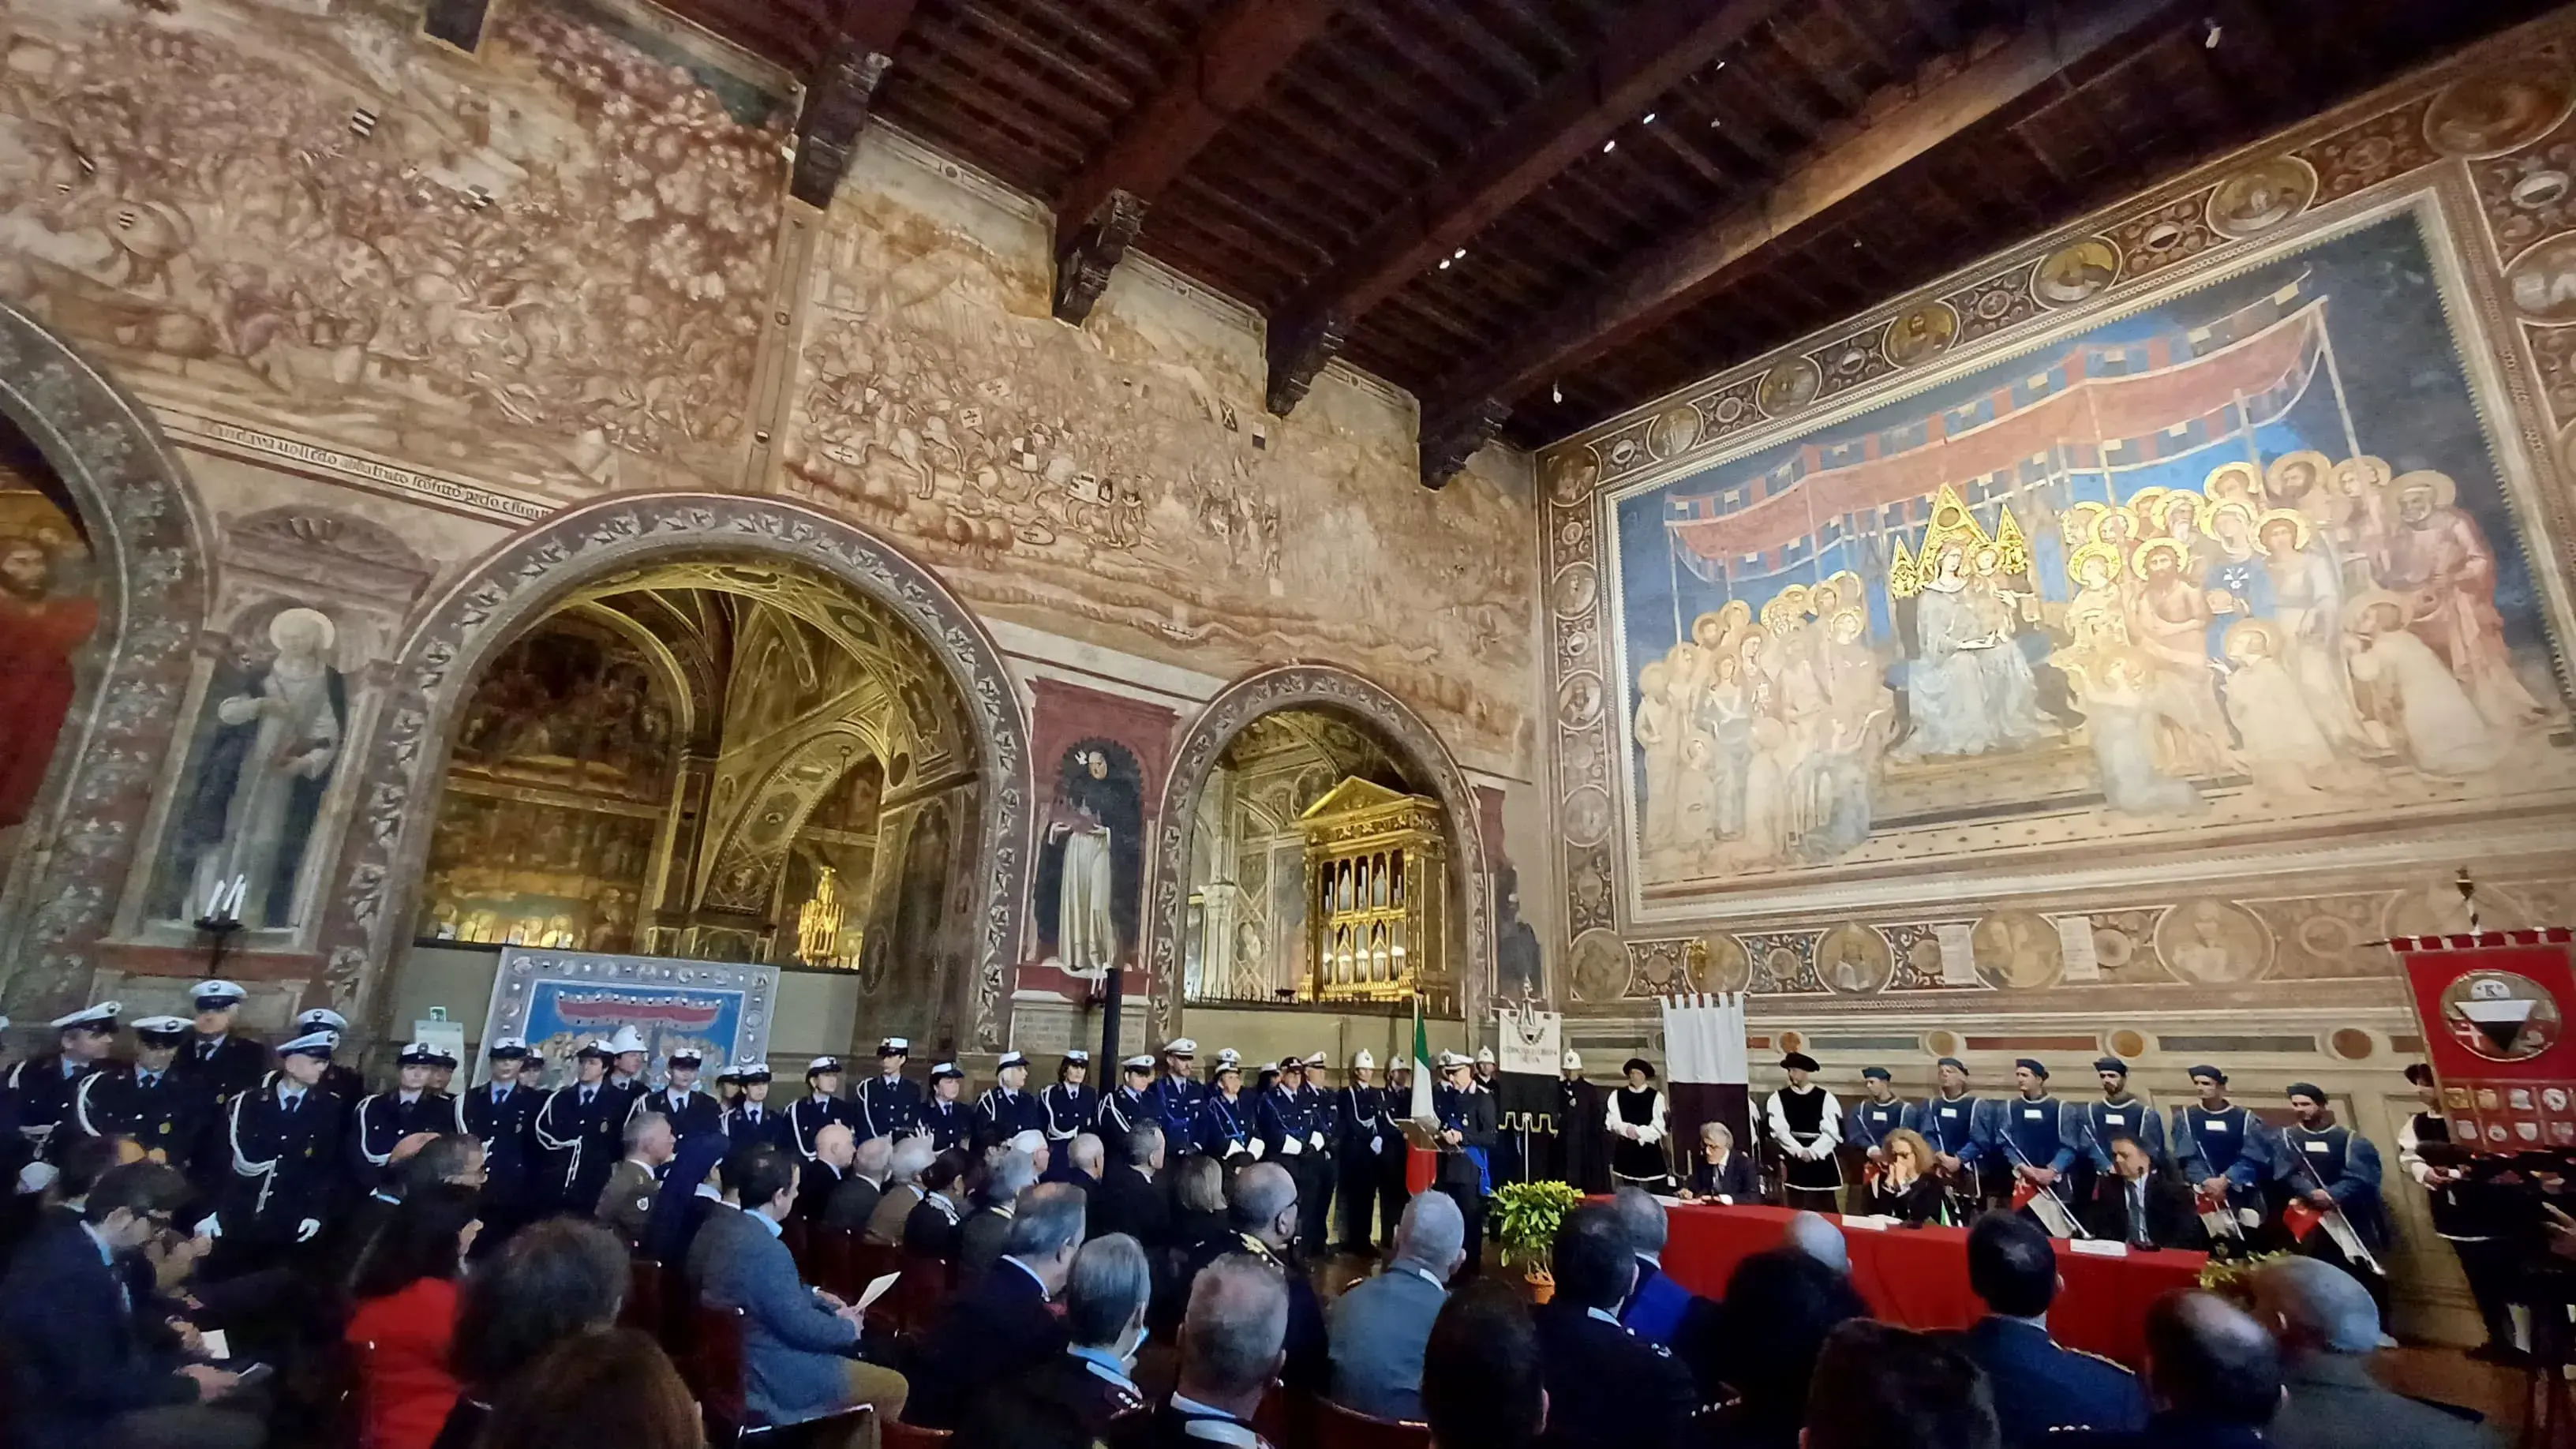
[
  {"left": 1037, "top": 740, "right": 1143, "bottom": 979},
  {"left": 166, "top": 607, "right": 349, "bottom": 929}
]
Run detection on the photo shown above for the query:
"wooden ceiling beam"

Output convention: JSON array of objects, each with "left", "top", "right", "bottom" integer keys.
[
  {"left": 788, "top": 0, "right": 919, "bottom": 208},
  {"left": 1051, "top": 0, "right": 1349, "bottom": 324},
  {"left": 1421, "top": 0, "right": 2177, "bottom": 480},
  {"left": 1266, "top": 0, "right": 1790, "bottom": 417}
]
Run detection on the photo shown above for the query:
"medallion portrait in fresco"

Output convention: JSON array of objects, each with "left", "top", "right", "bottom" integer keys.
[
  {"left": 1606, "top": 201, "right": 2574, "bottom": 916},
  {"left": 0, "top": 432, "right": 98, "bottom": 885}
]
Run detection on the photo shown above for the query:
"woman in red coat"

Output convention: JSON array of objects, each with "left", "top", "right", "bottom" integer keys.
[{"left": 346, "top": 1184, "right": 481, "bottom": 1449}]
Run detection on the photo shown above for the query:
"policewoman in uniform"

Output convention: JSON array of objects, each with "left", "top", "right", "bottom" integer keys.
[
  {"left": 73, "top": 1015, "right": 212, "bottom": 1170},
  {"left": 859, "top": 1037, "right": 923, "bottom": 1141},
  {"left": 637, "top": 1044, "right": 724, "bottom": 1140},
  {"left": 220, "top": 1027, "right": 350, "bottom": 1264},
  {"left": 458, "top": 1035, "right": 542, "bottom": 1238},
  {"left": 350, "top": 1041, "right": 457, "bottom": 1191}
]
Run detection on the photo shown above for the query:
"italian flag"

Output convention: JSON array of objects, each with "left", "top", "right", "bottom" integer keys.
[{"left": 1406, "top": 995, "right": 1438, "bottom": 1195}]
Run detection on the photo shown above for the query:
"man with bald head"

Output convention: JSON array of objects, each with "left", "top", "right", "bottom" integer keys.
[
  {"left": 824, "top": 1132, "right": 891, "bottom": 1229},
  {"left": 2069, "top": 1290, "right": 2280, "bottom": 1449},
  {"left": 1126, "top": 1254, "right": 1289, "bottom": 1447},
  {"left": 796, "top": 1121, "right": 856, "bottom": 1224},
  {"left": 1328, "top": 1189, "right": 1465, "bottom": 1421},
  {"left": 2252, "top": 1258, "right": 2497, "bottom": 1449},
  {"left": 1182, "top": 1160, "right": 1327, "bottom": 1394}
]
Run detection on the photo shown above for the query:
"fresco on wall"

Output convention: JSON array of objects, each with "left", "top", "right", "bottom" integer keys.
[
  {"left": 0, "top": 0, "right": 787, "bottom": 502},
  {"left": 781, "top": 144, "right": 1535, "bottom": 770},
  {"left": 0, "top": 439, "right": 98, "bottom": 886},
  {"left": 1609, "top": 206, "right": 2573, "bottom": 905},
  {"left": 1032, "top": 739, "right": 1144, "bottom": 979}
]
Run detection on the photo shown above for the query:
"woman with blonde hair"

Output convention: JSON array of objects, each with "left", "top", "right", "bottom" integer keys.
[{"left": 1866, "top": 1126, "right": 1954, "bottom": 1225}]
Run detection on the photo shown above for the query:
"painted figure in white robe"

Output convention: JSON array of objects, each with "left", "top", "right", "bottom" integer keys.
[
  {"left": 1896, "top": 544, "right": 2043, "bottom": 759},
  {"left": 2345, "top": 593, "right": 2510, "bottom": 777},
  {"left": 1634, "top": 661, "right": 1681, "bottom": 852},
  {"left": 1050, "top": 750, "right": 1118, "bottom": 976},
  {"left": 184, "top": 608, "right": 346, "bottom": 928},
  {"left": 2255, "top": 511, "right": 2370, "bottom": 752},
  {"left": 2219, "top": 620, "right": 2342, "bottom": 798}
]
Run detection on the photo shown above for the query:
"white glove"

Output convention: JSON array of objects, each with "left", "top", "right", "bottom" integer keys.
[
  {"left": 1369, "top": 1136, "right": 1383, "bottom": 1155},
  {"left": 295, "top": 1218, "right": 322, "bottom": 1243},
  {"left": 1247, "top": 1139, "right": 1265, "bottom": 1159},
  {"left": 1310, "top": 1131, "right": 1326, "bottom": 1151},
  {"left": 1717, "top": 1194, "right": 1734, "bottom": 1205},
  {"left": 1282, "top": 1136, "right": 1302, "bottom": 1157}
]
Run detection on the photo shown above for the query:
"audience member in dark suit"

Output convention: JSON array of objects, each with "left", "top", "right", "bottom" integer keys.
[
  {"left": 823, "top": 1133, "right": 889, "bottom": 1230},
  {"left": 957, "top": 1231, "right": 1153, "bottom": 1449},
  {"left": 1111, "top": 1254, "right": 1286, "bottom": 1449},
  {"left": 1611, "top": 1186, "right": 1714, "bottom": 1353},
  {"left": 2056, "top": 1291, "right": 2279, "bottom": 1449},
  {"left": 1327, "top": 1188, "right": 1465, "bottom": 1421},
  {"left": 904, "top": 1149, "right": 970, "bottom": 1260},
  {"left": 792, "top": 1121, "right": 857, "bottom": 1225},
  {"left": 1950, "top": 1211, "right": 2148, "bottom": 1447},
  {"left": 0, "top": 1161, "right": 260, "bottom": 1449},
  {"left": 1177, "top": 1162, "right": 1327, "bottom": 1395},
  {"left": 1060, "top": 1131, "right": 1105, "bottom": 1201},
  {"left": 1093, "top": 1122, "right": 1171, "bottom": 1248},
  {"left": 1421, "top": 1279, "right": 1547, "bottom": 1449},
  {"left": 1532, "top": 1202, "right": 1697, "bottom": 1449},
  {"left": 2084, "top": 1136, "right": 2206, "bottom": 1249},
  {"left": 1702, "top": 1245, "right": 1869, "bottom": 1448},
  {"left": 694, "top": 1143, "right": 909, "bottom": 1427},
  {"left": 905, "top": 1181, "right": 1083, "bottom": 1429},
  {"left": 958, "top": 1148, "right": 1039, "bottom": 1286},
  {"left": 1803, "top": 1319, "right": 2003, "bottom": 1449},
  {"left": 1678, "top": 1120, "right": 1760, "bottom": 1204},
  {"left": 2252, "top": 1257, "right": 2499, "bottom": 1449}
]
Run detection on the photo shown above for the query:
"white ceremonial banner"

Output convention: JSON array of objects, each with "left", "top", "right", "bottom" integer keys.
[{"left": 1496, "top": 1004, "right": 1562, "bottom": 1076}]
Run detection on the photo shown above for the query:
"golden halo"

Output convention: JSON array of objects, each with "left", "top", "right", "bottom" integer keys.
[
  {"left": 2204, "top": 499, "right": 2256, "bottom": 532},
  {"left": 2066, "top": 540, "right": 2125, "bottom": 586},
  {"left": 1720, "top": 598, "right": 1754, "bottom": 627},
  {"left": 2253, "top": 507, "right": 2312, "bottom": 552},
  {"left": 2152, "top": 492, "right": 2207, "bottom": 532},
  {"left": 2129, "top": 536, "right": 2188, "bottom": 580},
  {"left": 2125, "top": 485, "right": 2173, "bottom": 515},
  {"left": 2203, "top": 460, "right": 2261, "bottom": 499},
  {"left": 2090, "top": 507, "right": 2138, "bottom": 544},
  {"left": 2342, "top": 586, "right": 2414, "bottom": 633},
  {"left": 2334, "top": 455, "right": 2394, "bottom": 493},
  {"left": 2391, "top": 469, "right": 2459, "bottom": 507},
  {"left": 2222, "top": 617, "right": 2279, "bottom": 660},
  {"left": 2264, "top": 449, "right": 2333, "bottom": 499}
]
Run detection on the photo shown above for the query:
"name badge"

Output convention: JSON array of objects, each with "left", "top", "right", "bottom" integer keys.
[
  {"left": 2204, "top": 1119, "right": 2230, "bottom": 1132},
  {"left": 2303, "top": 1140, "right": 2331, "bottom": 1154},
  {"left": 2024, "top": 1108, "right": 2044, "bottom": 1120},
  {"left": 1940, "top": 1106, "right": 1958, "bottom": 1118},
  {"left": 2103, "top": 1113, "right": 2125, "bottom": 1125}
]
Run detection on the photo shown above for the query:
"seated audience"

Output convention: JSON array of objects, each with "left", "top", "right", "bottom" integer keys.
[
  {"left": 796, "top": 1122, "right": 856, "bottom": 1226},
  {"left": 957, "top": 1230, "right": 1152, "bottom": 1448},
  {"left": 2061, "top": 1291, "right": 2279, "bottom": 1449},
  {"left": 1, "top": 1162, "right": 257, "bottom": 1449},
  {"left": 1679, "top": 1119, "right": 1758, "bottom": 1204},
  {"left": 1327, "top": 1189, "right": 1464, "bottom": 1421},
  {"left": 1421, "top": 1279, "right": 1548, "bottom": 1449},
  {"left": 1702, "top": 1245, "right": 1868, "bottom": 1449},
  {"left": 684, "top": 1144, "right": 765, "bottom": 1291},
  {"left": 346, "top": 1182, "right": 480, "bottom": 1449},
  {"left": 1867, "top": 1127, "right": 1954, "bottom": 1225},
  {"left": 478, "top": 1327, "right": 702, "bottom": 1449},
  {"left": 1182, "top": 1161, "right": 1327, "bottom": 1394},
  {"left": 1804, "top": 1320, "right": 2001, "bottom": 1449},
  {"left": 440, "top": 1216, "right": 629, "bottom": 1449},
  {"left": 1953, "top": 1211, "right": 2147, "bottom": 1447},
  {"left": 2252, "top": 1257, "right": 2499, "bottom": 1449},
  {"left": 1784, "top": 1209, "right": 1851, "bottom": 1273},
  {"left": 826, "top": 1134, "right": 891, "bottom": 1230},
  {"left": 1170, "top": 1155, "right": 1230, "bottom": 1250},
  {"left": 696, "top": 1141, "right": 908, "bottom": 1428},
  {"left": 866, "top": 1136, "right": 934, "bottom": 1246},
  {"left": 1532, "top": 1202, "right": 1695, "bottom": 1449},
  {"left": 1063, "top": 1132, "right": 1106, "bottom": 1198},
  {"left": 641, "top": 1132, "right": 730, "bottom": 1268},
  {"left": 599, "top": 1111, "right": 674, "bottom": 1248},
  {"left": 959, "top": 1148, "right": 1040, "bottom": 1286},
  {"left": 1115, "top": 1253, "right": 1287, "bottom": 1447},
  {"left": 905, "top": 1180, "right": 1084, "bottom": 1429},
  {"left": 1612, "top": 1185, "right": 1708, "bottom": 1350},
  {"left": 904, "top": 1148, "right": 970, "bottom": 1260},
  {"left": 2084, "top": 1135, "right": 2203, "bottom": 1249},
  {"left": 1094, "top": 1122, "right": 1170, "bottom": 1248}
]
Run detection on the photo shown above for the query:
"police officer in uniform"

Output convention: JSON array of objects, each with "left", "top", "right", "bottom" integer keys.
[
  {"left": 292, "top": 1009, "right": 365, "bottom": 1102},
  {"left": 534, "top": 1040, "right": 626, "bottom": 1214},
  {"left": 637, "top": 1045, "right": 724, "bottom": 1141},
  {"left": 1905, "top": 1056, "right": 1989, "bottom": 1201},
  {"left": 1196, "top": 1058, "right": 1256, "bottom": 1166},
  {"left": 788, "top": 1054, "right": 856, "bottom": 1162},
  {"left": 1095, "top": 1054, "right": 1156, "bottom": 1161},
  {"left": 2399, "top": 1063, "right": 2521, "bottom": 1360},
  {"left": 1257, "top": 1056, "right": 1333, "bottom": 1252},
  {"left": 919, "top": 1061, "right": 972, "bottom": 1152},
  {"left": 723, "top": 1061, "right": 786, "bottom": 1150},
  {"left": 1996, "top": 1058, "right": 2084, "bottom": 1229},
  {"left": 1333, "top": 1049, "right": 1384, "bottom": 1255},
  {"left": 350, "top": 1042, "right": 457, "bottom": 1192},
  {"left": 10, "top": 1002, "right": 122, "bottom": 1161},
  {"left": 2080, "top": 1057, "right": 2165, "bottom": 1204},
  {"left": 1432, "top": 1052, "right": 1496, "bottom": 1265},
  {"left": 977, "top": 1050, "right": 1050, "bottom": 1151},
  {"left": 1042, "top": 1050, "right": 1099, "bottom": 1165},
  {"left": 1147, "top": 1038, "right": 1205, "bottom": 1160},
  {"left": 458, "top": 1036, "right": 542, "bottom": 1238},
  {"left": 2277, "top": 1081, "right": 2388, "bottom": 1308},
  {"left": 2170, "top": 1064, "right": 2271, "bottom": 1245},
  {"left": 174, "top": 979, "right": 268, "bottom": 1103},
  {"left": 73, "top": 1015, "right": 212, "bottom": 1170},
  {"left": 859, "top": 1037, "right": 922, "bottom": 1141},
  {"left": 220, "top": 1028, "right": 350, "bottom": 1265},
  {"left": 1377, "top": 1060, "right": 1415, "bottom": 1245}
]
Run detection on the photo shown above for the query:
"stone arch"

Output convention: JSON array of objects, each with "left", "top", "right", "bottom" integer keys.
[
  {"left": 321, "top": 494, "right": 1032, "bottom": 1049},
  {"left": 1144, "top": 664, "right": 1490, "bottom": 1041},
  {"left": 0, "top": 302, "right": 214, "bottom": 1019}
]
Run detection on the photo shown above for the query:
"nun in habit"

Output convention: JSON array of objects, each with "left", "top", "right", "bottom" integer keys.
[
  {"left": 1607, "top": 1058, "right": 1671, "bottom": 1189},
  {"left": 1766, "top": 1051, "right": 1845, "bottom": 1213}
]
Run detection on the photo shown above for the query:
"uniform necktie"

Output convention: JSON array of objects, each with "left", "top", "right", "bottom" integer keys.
[
  {"left": 138, "top": 1071, "right": 159, "bottom": 1089},
  {"left": 2129, "top": 1180, "right": 2150, "bottom": 1246},
  {"left": 582, "top": 1088, "right": 596, "bottom": 1107},
  {"left": 283, "top": 1090, "right": 304, "bottom": 1111}
]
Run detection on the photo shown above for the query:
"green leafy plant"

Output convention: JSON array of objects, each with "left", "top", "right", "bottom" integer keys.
[{"left": 1490, "top": 1179, "right": 1584, "bottom": 1271}]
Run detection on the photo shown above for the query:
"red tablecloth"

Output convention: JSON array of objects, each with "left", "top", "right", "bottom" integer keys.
[{"left": 1656, "top": 1203, "right": 2204, "bottom": 1367}]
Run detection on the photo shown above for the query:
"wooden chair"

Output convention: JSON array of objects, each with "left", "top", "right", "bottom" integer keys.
[
  {"left": 625, "top": 1256, "right": 668, "bottom": 1339},
  {"left": 880, "top": 1418, "right": 954, "bottom": 1448},
  {"left": 850, "top": 1238, "right": 900, "bottom": 1332},
  {"left": 894, "top": 1249, "right": 950, "bottom": 1333},
  {"left": 689, "top": 1304, "right": 751, "bottom": 1437},
  {"left": 807, "top": 1223, "right": 857, "bottom": 1299},
  {"left": 1316, "top": 1398, "right": 1433, "bottom": 1449},
  {"left": 737, "top": 1405, "right": 874, "bottom": 1448}
]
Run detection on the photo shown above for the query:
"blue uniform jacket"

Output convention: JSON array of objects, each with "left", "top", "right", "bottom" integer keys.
[
  {"left": 2081, "top": 1096, "right": 2166, "bottom": 1171},
  {"left": 1905, "top": 1093, "right": 1987, "bottom": 1164},
  {"left": 2170, "top": 1103, "right": 2272, "bottom": 1194},
  {"left": 859, "top": 1073, "right": 923, "bottom": 1140}
]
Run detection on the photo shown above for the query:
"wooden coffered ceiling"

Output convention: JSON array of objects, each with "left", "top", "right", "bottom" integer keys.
[{"left": 664, "top": 0, "right": 2558, "bottom": 482}]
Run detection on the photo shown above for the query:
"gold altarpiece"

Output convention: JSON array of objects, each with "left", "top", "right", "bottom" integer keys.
[{"left": 1299, "top": 779, "right": 1449, "bottom": 1006}]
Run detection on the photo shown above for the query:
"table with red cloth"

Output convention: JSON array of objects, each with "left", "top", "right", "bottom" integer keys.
[{"left": 1654, "top": 1202, "right": 2203, "bottom": 1366}]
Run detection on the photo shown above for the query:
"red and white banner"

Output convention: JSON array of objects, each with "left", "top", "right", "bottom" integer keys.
[{"left": 2394, "top": 928, "right": 2576, "bottom": 1155}]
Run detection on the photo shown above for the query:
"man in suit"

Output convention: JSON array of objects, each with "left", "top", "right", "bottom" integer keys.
[
  {"left": 71, "top": 1016, "right": 212, "bottom": 1172},
  {"left": 1114, "top": 1254, "right": 1286, "bottom": 1449},
  {"left": 1, "top": 1161, "right": 256, "bottom": 1448},
  {"left": 2063, "top": 1292, "right": 2281, "bottom": 1449},
  {"left": 825, "top": 1133, "right": 889, "bottom": 1229},
  {"left": 957, "top": 1231, "right": 1152, "bottom": 1448},
  {"left": 349, "top": 1042, "right": 457, "bottom": 1193},
  {"left": 2251, "top": 1256, "right": 2496, "bottom": 1449},
  {"left": 1611, "top": 1185, "right": 1710, "bottom": 1350},
  {"left": 1327, "top": 1188, "right": 1463, "bottom": 1421},
  {"left": 1180, "top": 1161, "right": 1327, "bottom": 1394},
  {"left": 1061, "top": 1131, "right": 1106, "bottom": 1203},
  {"left": 1095, "top": 1121, "right": 1171, "bottom": 1248},
  {"left": 598, "top": 1110, "right": 675, "bottom": 1247},
  {"left": 1950, "top": 1211, "right": 2147, "bottom": 1447},
  {"left": 866, "top": 1136, "right": 934, "bottom": 1246},
  {"left": 905, "top": 1180, "right": 1084, "bottom": 1428},
  {"left": 2084, "top": 1135, "right": 2203, "bottom": 1249},
  {"left": 958, "top": 1148, "right": 1040, "bottom": 1286},
  {"left": 796, "top": 1121, "right": 858, "bottom": 1225},
  {"left": 696, "top": 1142, "right": 909, "bottom": 1426},
  {"left": 1530, "top": 1202, "right": 1696, "bottom": 1449},
  {"left": 456, "top": 1036, "right": 541, "bottom": 1241},
  {"left": 637, "top": 1046, "right": 724, "bottom": 1141}
]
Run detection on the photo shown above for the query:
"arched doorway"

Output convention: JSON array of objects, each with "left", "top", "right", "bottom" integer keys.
[
  {"left": 1147, "top": 665, "right": 1490, "bottom": 1043},
  {"left": 0, "top": 303, "right": 212, "bottom": 1020},
  {"left": 319, "top": 495, "right": 1032, "bottom": 1051}
]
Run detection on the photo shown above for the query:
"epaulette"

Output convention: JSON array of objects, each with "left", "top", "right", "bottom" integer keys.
[{"left": 2063, "top": 1343, "right": 2136, "bottom": 1375}]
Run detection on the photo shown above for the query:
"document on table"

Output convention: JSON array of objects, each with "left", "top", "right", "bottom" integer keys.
[{"left": 2069, "top": 1238, "right": 2130, "bottom": 1258}]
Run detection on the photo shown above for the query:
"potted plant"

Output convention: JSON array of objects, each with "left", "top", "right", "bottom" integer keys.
[{"left": 1490, "top": 1179, "right": 1583, "bottom": 1301}]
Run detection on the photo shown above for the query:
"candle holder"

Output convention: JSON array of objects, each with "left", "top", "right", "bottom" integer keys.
[{"left": 193, "top": 911, "right": 245, "bottom": 975}]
